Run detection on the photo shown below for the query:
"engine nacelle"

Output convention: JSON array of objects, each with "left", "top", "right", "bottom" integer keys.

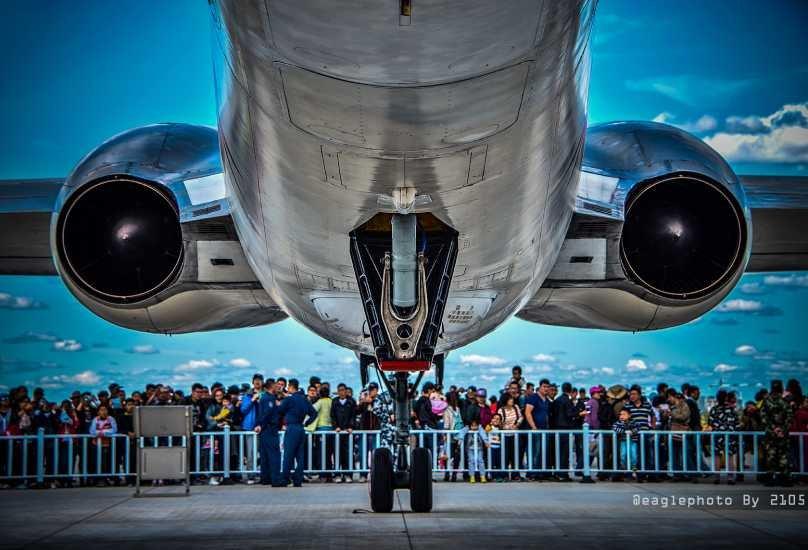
[
  {"left": 519, "top": 121, "right": 751, "bottom": 331},
  {"left": 52, "top": 123, "right": 286, "bottom": 334}
]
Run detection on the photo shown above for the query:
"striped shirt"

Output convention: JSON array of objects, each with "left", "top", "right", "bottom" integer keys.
[{"left": 623, "top": 399, "right": 654, "bottom": 431}]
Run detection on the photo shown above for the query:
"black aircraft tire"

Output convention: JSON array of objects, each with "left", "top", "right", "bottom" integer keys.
[
  {"left": 370, "top": 447, "right": 394, "bottom": 513},
  {"left": 410, "top": 447, "right": 433, "bottom": 512}
]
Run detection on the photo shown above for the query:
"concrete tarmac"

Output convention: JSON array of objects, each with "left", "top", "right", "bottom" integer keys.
[{"left": 0, "top": 481, "right": 806, "bottom": 549}]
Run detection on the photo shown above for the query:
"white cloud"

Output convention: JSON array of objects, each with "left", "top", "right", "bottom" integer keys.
[
  {"left": 654, "top": 112, "right": 717, "bottom": 133},
  {"left": 763, "top": 274, "right": 808, "bottom": 288},
  {"left": 531, "top": 353, "right": 556, "bottom": 362},
  {"left": 459, "top": 354, "right": 506, "bottom": 366},
  {"left": 274, "top": 367, "right": 293, "bottom": 376},
  {"left": 0, "top": 292, "right": 46, "bottom": 310},
  {"left": 716, "top": 299, "right": 763, "bottom": 313},
  {"left": 703, "top": 102, "right": 808, "bottom": 163},
  {"left": 740, "top": 282, "right": 764, "bottom": 294},
  {"left": 38, "top": 370, "right": 100, "bottom": 389},
  {"left": 228, "top": 358, "right": 252, "bottom": 368},
  {"left": 653, "top": 362, "right": 669, "bottom": 372},
  {"left": 175, "top": 359, "right": 218, "bottom": 372},
  {"left": 338, "top": 356, "right": 357, "bottom": 365},
  {"left": 734, "top": 344, "right": 757, "bottom": 356},
  {"left": 129, "top": 344, "right": 159, "bottom": 355},
  {"left": 599, "top": 367, "right": 616, "bottom": 376},
  {"left": 714, "top": 364, "right": 739, "bottom": 373},
  {"left": 52, "top": 339, "right": 83, "bottom": 352},
  {"left": 625, "top": 359, "right": 647, "bottom": 372},
  {"left": 479, "top": 375, "right": 496, "bottom": 382}
]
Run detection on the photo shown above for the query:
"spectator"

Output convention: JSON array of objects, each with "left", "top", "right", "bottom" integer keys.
[
  {"left": 667, "top": 389, "right": 691, "bottom": 480},
  {"left": 709, "top": 390, "right": 740, "bottom": 485},
  {"left": 623, "top": 385, "right": 655, "bottom": 481},
  {"left": 552, "top": 382, "right": 578, "bottom": 481},
  {"left": 487, "top": 413, "right": 503, "bottom": 481},
  {"left": 761, "top": 380, "right": 794, "bottom": 487},
  {"left": 89, "top": 404, "right": 117, "bottom": 486},
  {"left": 458, "top": 418, "right": 489, "bottom": 483},
  {"left": 525, "top": 378, "right": 551, "bottom": 478},
  {"left": 204, "top": 388, "right": 228, "bottom": 485},
  {"left": 613, "top": 408, "right": 640, "bottom": 476},
  {"left": 331, "top": 383, "right": 356, "bottom": 483},
  {"left": 497, "top": 392, "right": 522, "bottom": 481},
  {"left": 311, "top": 385, "right": 334, "bottom": 482},
  {"left": 239, "top": 374, "right": 265, "bottom": 485}
]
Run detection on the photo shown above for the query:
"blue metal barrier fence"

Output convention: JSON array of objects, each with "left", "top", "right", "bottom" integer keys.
[{"left": 1, "top": 428, "right": 805, "bottom": 483}]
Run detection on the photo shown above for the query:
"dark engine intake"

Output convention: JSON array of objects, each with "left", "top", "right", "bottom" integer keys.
[
  {"left": 620, "top": 174, "right": 746, "bottom": 299},
  {"left": 56, "top": 177, "right": 183, "bottom": 303}
]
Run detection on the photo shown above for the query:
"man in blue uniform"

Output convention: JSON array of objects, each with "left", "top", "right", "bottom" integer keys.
[
  {"left": 277, "top": 378, "right": 318, "bottom": 487},
  {"left": 254, "top": 389, "right": 283, "bottom": 486}
]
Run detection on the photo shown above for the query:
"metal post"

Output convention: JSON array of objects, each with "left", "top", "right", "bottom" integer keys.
[
  {"left": 36, "top": 428, "right": 45, "bottom": 484},
  {"left": 223, "top": 425, "right": 231, "bottom": 481},
  {"left": 580, "top": 424, "right": 594, "bottom": 482}
]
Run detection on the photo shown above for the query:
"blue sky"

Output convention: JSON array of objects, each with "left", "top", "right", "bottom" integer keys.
[{"left": 1, "top": 0, "right": 806, "bottom": 401}]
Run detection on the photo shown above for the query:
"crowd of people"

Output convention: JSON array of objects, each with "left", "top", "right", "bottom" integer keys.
[{"left": 1, "top": 365, "right": 806, "bottom": 489}]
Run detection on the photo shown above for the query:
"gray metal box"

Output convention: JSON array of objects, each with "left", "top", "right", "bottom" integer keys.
[
  {"left": 139, "top": 447, "right": 188, "bottom": 480},
  {"left": 136, "top": 406, "right": 190, "bottom": 437}
]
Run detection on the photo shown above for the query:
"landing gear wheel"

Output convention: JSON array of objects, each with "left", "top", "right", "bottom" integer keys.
[
  {"left": 409, "top": 447, "right": 433, "bottom": 512},
  {"left": 370, "top": 447, "right": 394, "bottom": 513}
]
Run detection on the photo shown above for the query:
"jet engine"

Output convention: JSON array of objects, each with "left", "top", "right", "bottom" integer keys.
[
  {"left": 518, "top": 122, "right": 751, "bottom": 331},
  {"left": 51, "top": 123, "right": 286, "bottom": 334}
]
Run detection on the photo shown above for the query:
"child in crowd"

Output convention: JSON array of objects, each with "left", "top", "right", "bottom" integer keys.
[
  {"left": 487, "top": 413, "right": 503, "bottom": 481},
  {"left": 613, "top": 408, "right": 640, "bottom": 474},
  {"left": 459, "top": 418, "right": 489, "bottom": 483}
]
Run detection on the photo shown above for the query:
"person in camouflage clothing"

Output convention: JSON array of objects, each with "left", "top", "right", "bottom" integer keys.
[
  {"left": 372, "top": 389, "right": 396, "bottom": 450},
  {"left": 760, "top": 380, "right": 794, "bottom": 487}
]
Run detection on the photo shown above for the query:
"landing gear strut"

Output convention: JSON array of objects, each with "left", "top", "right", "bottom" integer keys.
[{"left": 369, "top": 370, "right": 433, "bottom": 513}]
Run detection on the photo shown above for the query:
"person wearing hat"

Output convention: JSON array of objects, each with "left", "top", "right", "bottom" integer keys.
[
  {"left": 240, "top": 373, "right": 266, "bottom": 484},
  {"left": 277, "top": 379, "right": 318, "bottom": 487},
  {"left": 253, "top": 379, "right": 284, "bottom": 487}
]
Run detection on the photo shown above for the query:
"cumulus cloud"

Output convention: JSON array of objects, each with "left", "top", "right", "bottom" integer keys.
[
  {"left": 531, "top": 353, "right": 556, "bottom": 363},
  {"left": 653, "top": 362, "right": 669, "bottom": 372},
  {"left": 52, "top": 339, "right": 83, "bottom": 352},
  {"left": 703, "top": 102, "right": 808, "bottom": 163},
  {"left": 599, "top": 367, "right": 616, "bottom": 376},
  {"left": 459, "top": 354, "right": 507, "bottom": 366},
  {"left": 228, "top": 358, "right": 252, "bottom": 368},
  {"left": 714, "top": 364, "right": 739, "bottom": 373},
  {"left": 128, "top": 344, "right": 159, "bottom": 355},
  {"left": 338, "top": 356, "right": 357, "bottom": 365},
  {"left": 716, "top": 299, "right": 781, "bottom": 316},
  {"left": 740, "top": 282, "right": 764, "bottom": 294},
  {"left": 0, "top": 292, "right": 47, "bottom": 310},
  {"left": 274, "top": 367, "right": 293, "bottom": 376},
  {"left": 653, "top": 112, "right": 717, "bottom": 133},
  {"left": 38, "top": 370, "right": 100, "bottom": 389},
  {"left": 734, "top": 344, "right": 757, "bottom": 356},
  {"left": 626, "top": 359, "right": 648, "bottom": 372},
  {"left": 763, "top": 274, "right": 808, "bottom": 288},
  {"left": 175, "top": 359, "right": 218, "bottom": 372}
]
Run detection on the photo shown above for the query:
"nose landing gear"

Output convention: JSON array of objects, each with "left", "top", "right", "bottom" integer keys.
[{"left": 369, "top": 370, "right": 433, "bottom": 513}]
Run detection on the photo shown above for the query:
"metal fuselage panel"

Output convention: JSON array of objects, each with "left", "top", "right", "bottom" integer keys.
[{"left": 212, "top": 0, "right": 594, "bottom": 354}]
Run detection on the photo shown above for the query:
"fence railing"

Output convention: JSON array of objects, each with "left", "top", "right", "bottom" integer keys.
[{"left": 1, "top": 426, "right": 806, "bottom": 483}]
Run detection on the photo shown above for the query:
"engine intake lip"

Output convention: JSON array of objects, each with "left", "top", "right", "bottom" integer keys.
[
  {"left": 56, "top": 176, "right": 183, "bottom": 304},
  {"left": 619, "top": 174, "right": 746, "bottom": 300}
]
